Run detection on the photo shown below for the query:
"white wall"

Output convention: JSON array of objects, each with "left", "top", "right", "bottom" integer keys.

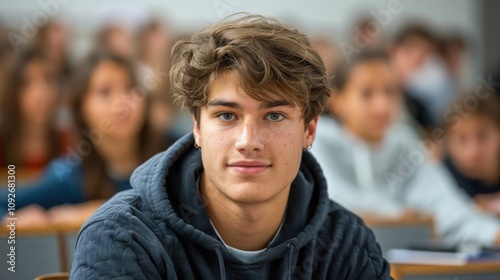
[
  {"left": 0, "top": 0, "right": 480, "bottom": 33},
  {"left": 0, "top": 0, "right": 482, "bottom": 78}
]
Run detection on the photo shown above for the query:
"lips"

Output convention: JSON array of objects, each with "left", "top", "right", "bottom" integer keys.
[{"left": 227, "top": 160, "right": 271, "bottom": 175}]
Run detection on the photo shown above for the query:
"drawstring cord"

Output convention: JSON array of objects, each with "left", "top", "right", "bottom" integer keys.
[
  {"left": 286, "top": 242, "right": 296, "bottom": 279},
  {"left": 212, "top": 244, "right": 227, "bottom": 280}
]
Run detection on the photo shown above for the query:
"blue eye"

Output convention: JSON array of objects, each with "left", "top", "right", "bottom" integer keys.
[
  {"left": 266, "top": 113, "right": 284, "bottom": 121},
  {"left": 218, "top": 113, "right": 235, "bottom": 121}
]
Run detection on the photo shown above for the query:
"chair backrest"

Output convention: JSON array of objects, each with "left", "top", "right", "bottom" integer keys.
[{"left": 34, "top": 272, "right": 69, "bottom": 280}]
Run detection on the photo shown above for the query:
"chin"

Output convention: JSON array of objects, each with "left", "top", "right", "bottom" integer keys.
[
  {"left": 111, "top": 128, "right": 142, "bottom": 139},
  {"left": 224, "top": 182, "right": 280, "bottom": 204}
]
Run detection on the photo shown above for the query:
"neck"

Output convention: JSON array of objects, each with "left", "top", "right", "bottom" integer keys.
[
  {"left": 344, "top": 125, "right": 384, "bottom": 146},
  {"left": 200, "top": 173, "right": 289, "bottom": 251},
  {"left": 94, "top": 136, "right": 141, "bottom": 178}
]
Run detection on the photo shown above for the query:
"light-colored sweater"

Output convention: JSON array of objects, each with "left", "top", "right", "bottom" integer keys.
[{"left": 311, "top": 116, "right": 500, "bottom": 246}]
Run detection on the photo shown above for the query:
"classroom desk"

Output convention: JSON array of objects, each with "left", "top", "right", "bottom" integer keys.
[
  {"left": 0, "top": 201, "right": 102, "bottom": 280},
  {"left": 391, "top": 262, "right": 500, "bottom": 280},
  {"left": 0, "top": 224, "right": 79, "bottom": 280},
  {"left": 358, "top": 211, "right": 436, "bottom": 255},
  {"left": 360, "top": 212, "right": 434, "bottom": 228}
]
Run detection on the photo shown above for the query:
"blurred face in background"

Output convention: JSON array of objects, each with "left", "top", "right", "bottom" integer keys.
[
  {"left": 103, "top": 25, "right": 134, "bottom": 58},
  {"left": 142, "top": 24, "right": 170, "bottom": 61},
  {"left": 391, "top": 36, "right": 435, "bottom": 83},
  {"left": 81, "top": 60, "right": 146, "bottom": 141},
  {"left": 443, "top": 41, "right": 466, "bottom": 79},
  {"left": 312, "top": 38, "right": 336, "bottom": 80},
  {"left": 42, "top": 21, "right": 68, "bottom": 61},
  {"left": 447, "top": 115, "right": 500, "bottom": 181},
  {"left": 19, "top": 59, "right": 57, "bottom": 126},
  {"left": 333, "top": 59, "right": 401, "bottom": 143}
]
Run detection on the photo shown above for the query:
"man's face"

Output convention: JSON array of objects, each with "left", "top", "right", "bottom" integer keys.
[{"left": 194, "top": 71, "right": 317, "bottom": 204}]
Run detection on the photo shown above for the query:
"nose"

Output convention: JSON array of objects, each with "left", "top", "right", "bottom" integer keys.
[
  {"left": 466, "top": 138, "right": 482, "bottom": 159},
  {"left": 235, "top": 120, "right": 265, "bottom": 153},
  {"left": 374, "top": 93, "right": 392, "bottom": 112}
]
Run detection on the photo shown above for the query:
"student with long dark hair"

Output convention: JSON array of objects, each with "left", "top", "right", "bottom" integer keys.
[
  {"left": 0, "top": 52, "right": 167, "bottom": 217},
  {"left": 0, "top": 48, "right": 68, "bottom": 172}
]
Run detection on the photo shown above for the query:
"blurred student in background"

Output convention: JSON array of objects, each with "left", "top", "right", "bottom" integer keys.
[
  {"left": 388, "top": 24, "right": 438, "bottom": 134},
  {"left": 33, "top": 20, "right": 74, "bottom": 131},
  {"left": 0, "top": 48, "right": 70, "bottom": 172},
  {"left": 136, "top": 19, "right": 172, "bottom": 73},
  {"left": 440, "top": 34, "right": 468, "bottom": 87},
  {"left": 444, "top": 93, "right": 500, "bottom": 215},
  {"left": 0, "top": 52, "right": 169, "bottom": 220},
  {"left": 311, "top": 50, "right": 500, "bottom": 246},
  {"left": 405, "top": 33, "right": 468, "bottom": 129},
  {"left": 33, "top": 20, "right": 71, "bottom": 90},
  {"left": 136, "top": 19, "right": 177, "bottom": 138},
  {"left": 350, "top": 16, "right": 388, "bottom": 50},
  {"left": 311, "top": 37, "right": 337, "bottom": 87},
  {"left": 96, "top": 23, "right": 135, "bottom": 59}
]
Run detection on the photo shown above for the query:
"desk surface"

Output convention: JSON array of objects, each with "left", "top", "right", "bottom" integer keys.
[
  {"left": 1, "top": 203, "right": 436, "bottom": 236},
  {"left": 0, "top": 221, "right": 84, "bottom": 236},
  {"left": 0, "top": 200, "right": 105, "bottom": 236},
  {"left": 358, "top": 211, "right": 434, "bottom": 228},
  {"left": 391, "top": 262, "right": 500, "bottom": 280}
]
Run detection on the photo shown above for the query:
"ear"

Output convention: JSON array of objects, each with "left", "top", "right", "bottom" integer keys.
[
  {"left": 192, "top": 114, "right": 201, "bottom": 147},
  {"left": 303, "top": 116, "right": 319, "bottom": 148}
]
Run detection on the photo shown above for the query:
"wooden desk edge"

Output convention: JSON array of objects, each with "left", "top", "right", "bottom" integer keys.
[{"left": 390, "top": 262, "right": 500, "bottom": 280}]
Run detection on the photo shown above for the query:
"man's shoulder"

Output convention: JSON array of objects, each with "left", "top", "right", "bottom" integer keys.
[
  {"left": 323, "top": 199, "right": 380, "bottom": 253},
  {"left": 80, "top": 189, "right": 152, "bottom": 231},
  {"left": 320, "top": 199, "right": 390, "bottom": 278},
  {"left": 326, "top": 199, "right": 365, "bottom": 226}
]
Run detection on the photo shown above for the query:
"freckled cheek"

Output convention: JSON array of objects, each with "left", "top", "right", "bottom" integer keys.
[{"left": 271, "top": 133, "right": 302, "bottom": 168}]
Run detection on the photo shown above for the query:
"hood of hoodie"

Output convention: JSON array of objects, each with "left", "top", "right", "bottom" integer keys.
[{"left": 130, "top": 132, "right": 330, "bottom": 266}]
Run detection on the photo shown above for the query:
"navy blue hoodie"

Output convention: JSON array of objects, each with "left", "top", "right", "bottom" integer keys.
[{"left": 70, "top": 133, "right": 391, "bottom": 279}]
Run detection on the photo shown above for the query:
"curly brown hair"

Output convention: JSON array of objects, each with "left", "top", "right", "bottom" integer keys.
[{"left": 169, "top": 14, "right": 330, "bottom": 126}]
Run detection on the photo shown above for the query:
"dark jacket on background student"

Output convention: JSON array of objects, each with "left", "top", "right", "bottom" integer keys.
[
  {"left": 445, "top": 157, "right": 500, "bottom": 197},
  {"left": 70, "top": 133, "right": 391, "bottom": 280}
]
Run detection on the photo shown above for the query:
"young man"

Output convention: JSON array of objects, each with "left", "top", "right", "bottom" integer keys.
[{"left": 71, "top": 15, "right": 391, "bottom": 279}]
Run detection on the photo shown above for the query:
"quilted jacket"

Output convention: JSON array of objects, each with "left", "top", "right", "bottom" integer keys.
[{"left": 70, "top": 133, "right": 391, "bottom": 280}]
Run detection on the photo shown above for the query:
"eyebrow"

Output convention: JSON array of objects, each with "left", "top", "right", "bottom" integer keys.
[
  {"left": 206, "top": 98, "right": 294, "bottom": 109},
  {"left": 206, "top": 99, "right": 241, "bottom": 108},
  {"left": 260, "top": 100, "right": 294, "bottom": 109}
]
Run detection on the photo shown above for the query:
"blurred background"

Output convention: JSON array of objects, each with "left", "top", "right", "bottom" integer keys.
[{"left": 0, "top": 0, "right": 499, "bottom": 279}]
